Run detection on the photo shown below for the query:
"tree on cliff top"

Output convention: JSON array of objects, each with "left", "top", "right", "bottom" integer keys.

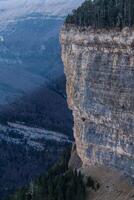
[{"left": 65, "top": 0, "right": 134, "bottom": 28}]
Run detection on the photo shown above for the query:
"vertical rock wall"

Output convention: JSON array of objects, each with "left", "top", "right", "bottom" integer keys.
[{"left": 61, "top": 26, "right": 134, "bottom": 179}]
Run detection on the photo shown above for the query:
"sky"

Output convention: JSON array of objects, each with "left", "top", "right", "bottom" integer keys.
[{"left": 0, "top": 0, "right": 84, "bottom": 25}]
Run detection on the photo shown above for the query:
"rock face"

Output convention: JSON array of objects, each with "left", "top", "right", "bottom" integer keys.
[{"left": 60, "top": 26, "right": 134, "bottom": 180}]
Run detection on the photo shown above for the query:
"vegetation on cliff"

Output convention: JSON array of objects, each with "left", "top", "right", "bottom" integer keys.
[
  {"left": 65, "top": 0, "right": 134, "bottom": 28},
  {"left": 6, "top": 148, "right": 86, "bottom": 200},
  {"left": 6, "top": 148, "right": 100, "bottom": 200}
]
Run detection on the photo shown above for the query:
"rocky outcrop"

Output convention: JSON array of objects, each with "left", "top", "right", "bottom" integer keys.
[
  {"left": 68, "top": 143, "right": 82, "bottom": 170},
  {"left": 60, "top": 26, "right": 134, "bottom": 180}
]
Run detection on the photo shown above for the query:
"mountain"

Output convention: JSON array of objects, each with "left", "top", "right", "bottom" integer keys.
[
  {"left": 0, "top": 0, "right": 84, "bottom": 29},
  {"left": 0, "top": 1, "right": 83, "bottom": 198},
  {"left": 0, "top": 15, "right": 64, "bottom": 105},
  {"left": 0, "top": 0, "right": 84, "bottom": 104}
]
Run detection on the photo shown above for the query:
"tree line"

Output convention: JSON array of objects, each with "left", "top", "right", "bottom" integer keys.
[{"left": 65, "top": 0, "right": 134, "bottom": 28}]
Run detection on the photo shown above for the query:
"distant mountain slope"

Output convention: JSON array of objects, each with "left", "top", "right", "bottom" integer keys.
[
  {"left": 0, "top": 123, "right": 71, "bottom": 199},
  {"left": 0, "top": 75, "right": 73, "bottom": 199},
  {"left": 0, "top": 0, "right": 85, "bottom": 103},
  {"left": 0, "top": 0, "right": 84, "bottom": 27},
  {"left": 0, "top": 75, "right": 73, "bottom": 137},
  {"left": 0, "top": 16, "right": 64, "bottom": 104}
]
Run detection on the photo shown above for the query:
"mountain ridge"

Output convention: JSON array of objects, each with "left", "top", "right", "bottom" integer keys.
[{"left": 0, "top": 0, "right": 84, "bottom": 29}]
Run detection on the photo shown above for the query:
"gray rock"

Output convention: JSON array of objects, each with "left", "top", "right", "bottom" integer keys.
[{"left": 61, "top": 26, "right": 134, "bottom": 180}]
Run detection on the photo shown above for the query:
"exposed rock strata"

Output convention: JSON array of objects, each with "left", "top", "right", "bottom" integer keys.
[{"left": 61, "top": 26, "right": 134, "bottom": 179}]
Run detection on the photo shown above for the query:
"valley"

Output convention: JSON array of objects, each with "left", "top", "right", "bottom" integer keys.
[
  {"left": 0, "top": 11, "right": 73, "bottom": 200},
  {"left": 0, "top": 121, "right": 71, "bottom": 199},
  {"left": 0, "top": 0, "right": 86, "bottom": 199},
  {"left": 0, "top": 15, "right": 64, "bottom": 105}
]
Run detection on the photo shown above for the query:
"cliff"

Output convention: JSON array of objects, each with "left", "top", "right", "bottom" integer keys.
[{"left": 60, "top": 26, "right": 134, "bottom": 180}]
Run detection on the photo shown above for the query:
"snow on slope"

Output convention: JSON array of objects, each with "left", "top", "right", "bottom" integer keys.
[
  {"left": 0, "top": 122, "right": 72, "bottom": 151},
  {"left": 0, "top": 0, "right": 84, "bottom": 26}
]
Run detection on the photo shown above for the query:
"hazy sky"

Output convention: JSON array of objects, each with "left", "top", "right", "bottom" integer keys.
[{"left": 0, "top": 0, "right": 84, "bottom": 25}]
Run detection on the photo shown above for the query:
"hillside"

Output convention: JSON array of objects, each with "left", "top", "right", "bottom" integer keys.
[
  {"left": 0, "top": 0, "right": 84, "bottom": 29},
  {"left": 0, "top": 76, "right": 73, "bottom": 137}
]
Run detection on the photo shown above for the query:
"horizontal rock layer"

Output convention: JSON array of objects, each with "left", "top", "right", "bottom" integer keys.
[{"left": 61, "top": 26, "right": 134, "bottom": 179}]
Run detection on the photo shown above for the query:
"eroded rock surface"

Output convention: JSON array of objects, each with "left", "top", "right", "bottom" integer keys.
[{"left": 61, "top": 26, "right": 134, "bottom": 180}]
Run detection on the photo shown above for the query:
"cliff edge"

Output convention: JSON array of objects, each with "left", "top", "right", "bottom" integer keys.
[{"left": 61, "top": 26, "right": 134, "bottom": 182}]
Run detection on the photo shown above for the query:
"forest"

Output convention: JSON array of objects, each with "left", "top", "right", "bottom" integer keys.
[
  {"left": 65, "top": 0, "right": 134, "bottom": 28},
  {"left": 7, "top": 148, "right": 100, "bottom": 200},
  {"left": 7, "top": 149, "right": 85, "bottom": 200}
]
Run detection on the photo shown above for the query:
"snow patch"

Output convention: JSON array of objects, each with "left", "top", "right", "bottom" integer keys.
[{"left": 0, "top": 122, "right": 72, "bottom": 151}]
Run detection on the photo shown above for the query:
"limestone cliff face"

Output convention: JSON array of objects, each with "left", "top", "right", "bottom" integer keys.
[{"left": 61, "top": 26, "right": 134, "bottom": 179}]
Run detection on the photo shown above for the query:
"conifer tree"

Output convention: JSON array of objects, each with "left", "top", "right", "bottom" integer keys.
[{"left": 65, "top": 0, "right": 134, "bottom": 28}]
